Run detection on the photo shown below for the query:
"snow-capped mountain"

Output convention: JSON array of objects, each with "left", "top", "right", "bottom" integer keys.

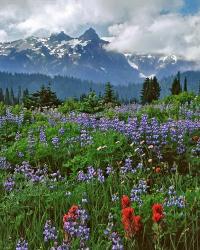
[
  {"left": 125, "top": 53, "right": 196, "bottom": 79},
  {"left": 0, "top": 28, "right": 197, "bottom": 85},
  {"left": 0, "top": 28, "right": 139, "bottom": 85}
]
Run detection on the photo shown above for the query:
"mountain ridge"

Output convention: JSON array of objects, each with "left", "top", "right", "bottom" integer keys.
[{"left": 0, "top": 28, "right": 198, "bottom": 85}]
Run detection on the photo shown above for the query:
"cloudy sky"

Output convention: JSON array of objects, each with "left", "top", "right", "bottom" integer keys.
[{"left": 1, "top": 0, "right": 200, "bottom": 60}]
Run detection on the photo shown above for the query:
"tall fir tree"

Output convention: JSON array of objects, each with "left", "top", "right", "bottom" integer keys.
[
  {"left": 103, "top": 82, "right": 117, "bottom": 104},
  {"left": 0, "top": 88, "right": 4, "bottom": 102},
  {"left": 198, "top": 81, "right": 200, "bottom": 95},
  {"left": 10, "top": 88, "right": 15, "bottom": 105},
  {"left": 184, "top": 77, "right": 188, "bottom": 92},
  {"left": 23, "top": 88, "right": 29, "bottom": 99},
  {"left": 177, "top": 71, "right": 181, "bottom": 86},
  {"left": 171, "top": 73, "right": 182, "bottom": 95},
  {"left": 24, "top": 85, "right": 61, "bottom": 108},
  {"left": 17, "top": 85, "right": 22, "bottom": 104},
  {"left": 141, "top": 78, "right": 150, "bottom": 104},
  {"left": 152, "top": 76, "right": 161, "bottom": 100},
  {"left": 4, "top": 88, "right": 10, "bottom": 105},
  {"left": 140, "top": 77, "right": 161, "bottom": 104}
]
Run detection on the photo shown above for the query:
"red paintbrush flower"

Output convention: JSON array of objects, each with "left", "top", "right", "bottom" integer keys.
[
  {"left": 152, "top": 204, "right": 163, "bottom": 214},
  {"left": 68, "top": 205, "right": 78, "bottom": 214},
  {"left": 122, "top": 207, "right": 134, "bottom": 219},
  {"left": 121, "top": 195, "right": 131, "bottom": 209},
  {"left": 133, "top": 215, "right": 142, "bottom": 232},
  {"left": 152, "top": 203, "right": 164, "bottom": 223},
  {"left": 152, "top": 212, "right": 164, "bottom": 223},
  {"left": 63, "top": 205, "right": 79, "bottom": 223}
]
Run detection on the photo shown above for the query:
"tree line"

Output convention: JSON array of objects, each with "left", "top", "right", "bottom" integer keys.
[
  {"left": 0, "top": 71, "right": 198, "bottom": 107},
  {"left": 0, "top": 87, "right": 29, "bottom": 105}
]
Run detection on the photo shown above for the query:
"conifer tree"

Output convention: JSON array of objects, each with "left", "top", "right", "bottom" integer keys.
[
  {"left": 198, "top": 81, "right": 200, "bottom": 95},
  {"left": 171, "top": 73, "right": 182, "bottom": 95},
  {"left": 10, "top": 88, "right": 15, "bottom": 105},
  {"left": 141, "top": 77, "right": 161, "bottom": 104},
  {"left": 17, "top": 86, "right": 22, "bottom": 104},
  {"left": 152, "top": 76, "right": 161, "bottom": 100},
  {"left": 103, "top": 82, "right": 117, "bottom": 104},
  {"left": 177, "top": 71, "right": 181, "bottom": 86},
  {"left": 23, "top": 88, "right": 29, "bottom": 99},
  {"left": 0, "top": 88, "right": 4, "bottom": 102},
  {"left": 4, "top": 88, "right": 10, "bottom": 105},
  {"left": 184, "top": 77, "right": 188, "bottom": 92},
  {"left": 141, "top": 78, "right": 150, "bottom": 104},
  {"left": 24, "top": 85, "right": 61, "bottom": 108}
]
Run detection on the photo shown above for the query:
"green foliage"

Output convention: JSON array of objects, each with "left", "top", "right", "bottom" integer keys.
[
  {"left": 163, "top": 92, "right": 198, "bottom": 105},
  {"left": 58, "top": 98, "right": 80, "bottom": 114},
  {"left": 65, "top": 130, "right": 129, "bottom": 172},
  {"left": 79, "top": 91, "right": 104, "bottom": 114},
  {"left": 139, "top": 106, "right": 168, "bottom": 122},
  {"left": 0, "top": 102, "right": 5, "bottom": 115}
]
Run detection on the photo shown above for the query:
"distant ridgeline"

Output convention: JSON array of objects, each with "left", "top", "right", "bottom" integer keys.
[{"left": 0, "top": 71, "right": 199, "bottom": 102}]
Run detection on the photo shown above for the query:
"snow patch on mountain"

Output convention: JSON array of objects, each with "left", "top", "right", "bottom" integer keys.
[
  {"left": 127, "top": 59, "right": 139, "bottom": 70},
  {"left": 67, "top": 39, "right": 89, "bottom": 48}
]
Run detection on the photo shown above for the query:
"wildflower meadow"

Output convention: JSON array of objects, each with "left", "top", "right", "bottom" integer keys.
[{"left": 0, "top": 93, "right": 200, "bottom": 250}]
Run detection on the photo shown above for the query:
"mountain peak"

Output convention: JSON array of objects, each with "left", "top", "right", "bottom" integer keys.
[
  {"left": 49, "top": 31, "right": 72, "bottom": 43},
  {"left": 79, "top": 28, "right": 100, "bottom": 41}
]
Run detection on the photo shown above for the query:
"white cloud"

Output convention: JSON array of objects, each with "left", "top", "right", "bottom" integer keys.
[
  {"left": 106, "top": 12, "right": 200, "bottom": 60},
  {"left": 1, "top": 0, "right": 200, "bottom": 60},
  {"left": 0, "top": 0, "right": 184, "bottom": 38},
  {"left": 0, "top": 30, "right": 8, "bottom": 42}
]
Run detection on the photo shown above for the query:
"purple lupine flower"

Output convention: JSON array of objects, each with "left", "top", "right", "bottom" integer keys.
[
  {"left": 17, "top": 151, "right": 24, "bottom": 158},
  {"left": 77, "top": 171, "right": 87, "bottom": 182},
  {"left": 15, "top": 131, "right": 21, "bottom": 141},
  {"left": 80, "top": 129, "right": 93, "bottom": 147},
  {"left": 54, "top": 241, "right": 70, "bottom": 250},
  {"left": 59, "top": 127, "right": 65, "bottom": 135},
  {"left": 4, "top": 177, "right": 15, "bottom": 192},
  {"left": 87, "top": 166, "right": 96, "bottom": 180},
  {"left": 164, "top": 186, "right": 185, "bottom": 208},
  {"left": 43, "top": 220, "right": 57, "bottom": 242},
  {"left": 16, "top": 238, "right": 28, "bottom": 250},
  {"left": 52, "top": 137, "right": 60, "bottom": 147},
  {"left": 110, "top": 232, "right": 124, "bottom": 250},
  {"left": 104, "top": 214, "right": 123, "bottom": 250},
  {"left": 0, "top": 157, "right": 11, "bottom": 170},
  {"left": 120, "top": 158, "right": 134, "bottom": 174},
  {"left": 106, "top": 165, "right": 114, "bottom": 175},
  {"left": 50, "top": 170, "right": 62, "bottom": 182},
  {"left": 39, "top": 128, "right": 47, "bottom": 144},
  {"left": 63, "top": 207, "right": 90, "bottom": 249},
  {"left": 14, "top": 161, "right": 47, "bottom": 184},
  {"left": 130, "top": 180, "right": 148, "bottom": 206},
  {"left": 191, "top": 139, "right": 200, "bottom": 156},
  {"left": 168, "top": 186, "right": 176, "bottom": 196},
  {"left": 97, "top": 169, "right": 105, "bottom": 183},
  {"left": 111, "top": 194, "right": 119, "bottom": 202},
  {"left": 136, "top": 162, "right": 143, "bottom": 170}
]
